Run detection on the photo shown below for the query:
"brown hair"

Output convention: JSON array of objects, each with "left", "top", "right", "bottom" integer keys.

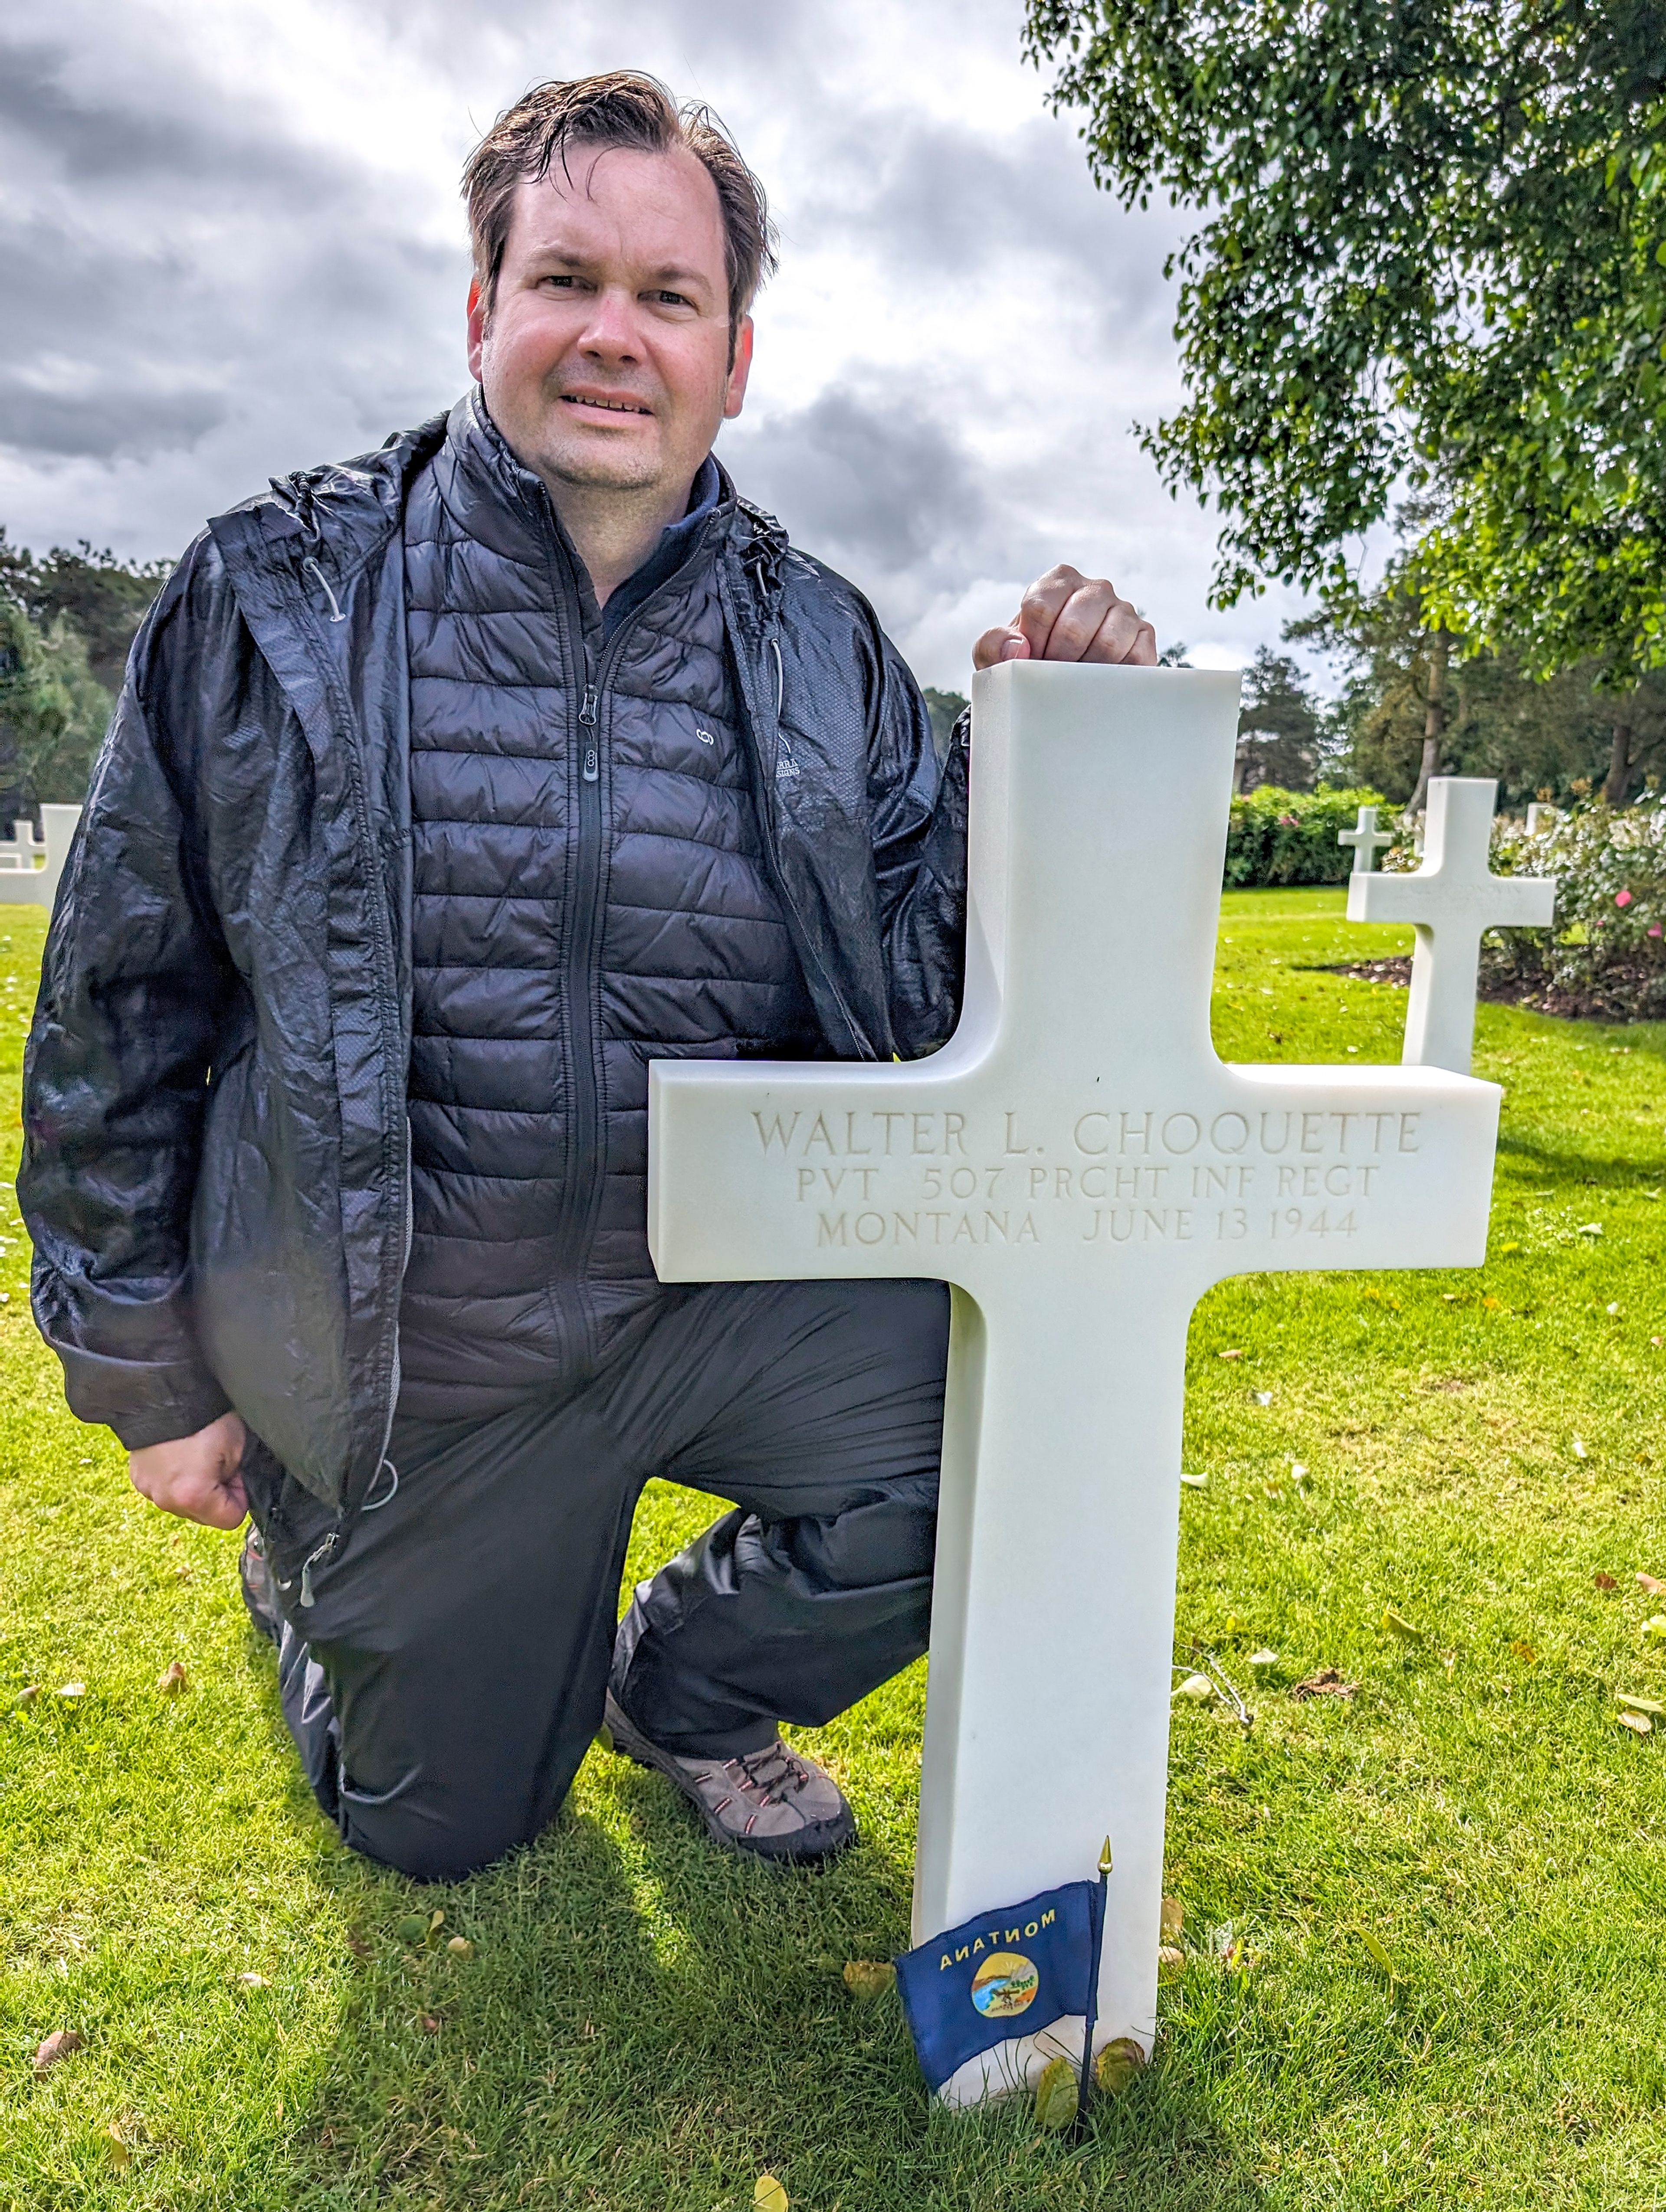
[{"left": 462, "top": 72, "right": 776, "bottom": 352}]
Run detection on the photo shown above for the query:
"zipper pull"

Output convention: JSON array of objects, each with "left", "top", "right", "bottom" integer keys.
[
  {"left": 298, "top": 1529, "right": 341, "bottom": 1610},
  {"left": 582, "top": 746, "right": 599, "bottom": 784},
  {"left": 578, "top": 685, "right": 599, "bottom": 726}
]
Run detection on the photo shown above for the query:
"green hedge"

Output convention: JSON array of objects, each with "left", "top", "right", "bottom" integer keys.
[{"left": 1224, "top": 785, "right": 1389, "bottom": 888}]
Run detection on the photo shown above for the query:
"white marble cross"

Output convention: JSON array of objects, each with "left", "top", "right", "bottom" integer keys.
[
  {"left": 648, "top": 665, "right": 1500, "bottom": 2106},
  {"left": 1347, "top": 778, "right": 1556, "bottom": 1075},
  {"left": 0, "top": 805, "right": 81, "bottom": 909},
  {"left": 1338, "top": 803, "right": 1393, "bottom": 874},
  {"left": 1525, "top": 802, "right": 1560, "bottom": 836},
  {"left": 0, "top": 818, "right": 43, "bottom": 873}
]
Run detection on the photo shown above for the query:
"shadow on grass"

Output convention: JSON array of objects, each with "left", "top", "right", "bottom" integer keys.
[{"left": 232, "top": 1642, "right": 1269, "bottom": 2211}]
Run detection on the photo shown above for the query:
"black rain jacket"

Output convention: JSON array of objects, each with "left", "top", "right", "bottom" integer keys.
[{"left": 20, "top": 408, "right": 968, "bottom": 1521}]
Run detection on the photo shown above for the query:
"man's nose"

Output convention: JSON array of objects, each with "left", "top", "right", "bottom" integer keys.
[{"left": 576, "top": 285, "right": 645, "bottom": 363}]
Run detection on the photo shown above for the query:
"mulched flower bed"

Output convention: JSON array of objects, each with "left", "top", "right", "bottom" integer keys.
[{"left": 1312, "top": 956, "right": 1666, "bottom": 1024}]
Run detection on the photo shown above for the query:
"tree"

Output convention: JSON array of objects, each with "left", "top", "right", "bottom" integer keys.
[
  {"left": 1291, "top": 579, "right": 1666, "bottom": 806},
  {"left": 1022, "top": 1, "right": 1666, "bottom": 693},
  {"left": 0, "top": 600, "right": 112, "bottom": 806},
  {"left": 1233, "top": 646, "right": 1325, "bottom": 792},
  {"left": 921, "top": 687, "right": 968, "bottom": 757},
  {"left": 0, "top": 532, "right": 171, "bottom": 692}
]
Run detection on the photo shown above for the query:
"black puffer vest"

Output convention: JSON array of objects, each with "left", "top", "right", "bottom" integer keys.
[{"left": 397, "top": 398, "right": 817, "bottom": 1412}]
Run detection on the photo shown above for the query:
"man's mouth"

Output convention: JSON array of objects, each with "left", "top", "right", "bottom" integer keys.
[{"left": 561, "top": 392, "right": 653, "bottom": 417}]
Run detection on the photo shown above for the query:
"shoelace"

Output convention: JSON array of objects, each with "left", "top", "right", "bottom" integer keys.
[{"left": 724, "top": 1741, "right": 806, "bottom": 1806}]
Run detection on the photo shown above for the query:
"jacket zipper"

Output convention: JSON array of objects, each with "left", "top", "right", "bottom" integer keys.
[
  {"left": 550, "top": 609, "right": 643, "bottom": 1357},
  {"left": 292, "top": 548, "right": 410, "bottom": 1571}
]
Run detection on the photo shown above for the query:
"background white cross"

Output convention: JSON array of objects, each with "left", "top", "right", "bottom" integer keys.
[
  {"left": 649, "top": 666, "right": 1501, "bottom": 2105},
  {"left": 1338, "top": 802, "right": 1393, "bottom": 874},
  {"left": 1347, "top": 778, "right": 1557, "bottom": 1075}
]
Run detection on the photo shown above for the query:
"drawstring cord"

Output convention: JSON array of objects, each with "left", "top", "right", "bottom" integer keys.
[
  {"left": 301, "top": 556, "right": 345, "bottom": 624},
  {"left": 361, "top": 1458, "right": 399, "bottom": 1512},
  {"left": 298, "top": 1460, "right": 398, "bottom": 1609}
]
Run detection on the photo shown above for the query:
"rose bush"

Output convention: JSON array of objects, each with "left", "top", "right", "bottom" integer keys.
[{"left": 1383, "top": 797, "right": 1666, "bottom": 1020}]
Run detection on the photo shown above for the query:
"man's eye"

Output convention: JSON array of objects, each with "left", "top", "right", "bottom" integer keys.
[
  {"left": 541, "top": 274, "right": 580, "bottom": 291},
  {"left": 651, "top": 290, "right": 692, "bottom": 308}
]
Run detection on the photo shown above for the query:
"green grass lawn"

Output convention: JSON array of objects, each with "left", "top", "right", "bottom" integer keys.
[{"left": 4, "top": 887, "right": 1666, "bottom": 2210}]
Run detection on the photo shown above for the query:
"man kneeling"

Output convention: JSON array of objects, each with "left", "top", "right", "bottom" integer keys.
[{"left": 21, "top": 72, "right": 1156, "bottom": 1882}]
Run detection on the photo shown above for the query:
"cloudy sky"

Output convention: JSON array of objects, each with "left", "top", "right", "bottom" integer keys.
[{"left": 0, "top": 0, "right": 1321, "bottom": 689}]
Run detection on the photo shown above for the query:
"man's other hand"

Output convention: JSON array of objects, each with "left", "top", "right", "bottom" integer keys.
[
  {"left": 129, "top": 1410, "right": 249, "bottom": 1529},
  {"left": 973, "top": 564, "right": 1157, "bottom": 671}
]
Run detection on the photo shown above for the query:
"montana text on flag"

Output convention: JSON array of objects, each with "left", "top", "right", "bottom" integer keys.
[{"left": 893, "top": 1881, "right": 1102, "bottom": 2092}]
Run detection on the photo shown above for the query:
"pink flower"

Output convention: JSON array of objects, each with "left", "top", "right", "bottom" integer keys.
[
  {"left": 1651, "top": 924, "right": 1663, "bottom": 939},
  {"left": 1617, "top": 889, "right": 1634, "bottom": 907}
]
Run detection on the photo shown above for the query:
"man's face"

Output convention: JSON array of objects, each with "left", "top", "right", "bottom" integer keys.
[{"left": 469, "top": 143, "right": 751, "bottom": 501}]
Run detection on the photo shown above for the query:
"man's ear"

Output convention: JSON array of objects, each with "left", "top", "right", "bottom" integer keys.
[
  {"left": 466, "top": 277, "right": 489, "bottom": 383},
  {"left": 724, "top": 316, "right": 754, "bottom": 419}
]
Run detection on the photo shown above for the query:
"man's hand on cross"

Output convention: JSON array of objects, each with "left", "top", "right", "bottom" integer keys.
[{"left": 973, "top": 564, "right": 1157, "bottom": 671}]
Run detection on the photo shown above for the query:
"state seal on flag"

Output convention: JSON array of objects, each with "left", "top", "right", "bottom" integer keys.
[{"left": 970, "top": 1951, "right": 1039, "bottom": 2018}]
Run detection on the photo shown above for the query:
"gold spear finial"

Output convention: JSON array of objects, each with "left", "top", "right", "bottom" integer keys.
[{"left": 1099, "top": 1836, "right": 1114, "bottom": 1876}]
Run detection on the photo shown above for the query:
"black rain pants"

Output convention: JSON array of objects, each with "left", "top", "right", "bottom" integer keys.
[{"left": 246, "top": 1279, "right": 949, "bottom": 1882}]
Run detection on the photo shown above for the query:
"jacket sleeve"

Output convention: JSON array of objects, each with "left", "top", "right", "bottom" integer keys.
[
  {"left": 20, "top": 542, "right": 240, "bottom": 1449},
  {"left": 868, "top": 634, "right": 969, "bottom": 1059}
]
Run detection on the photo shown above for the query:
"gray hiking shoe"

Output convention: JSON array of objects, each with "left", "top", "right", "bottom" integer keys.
[{"left": 601, "top": 1691, "right": 856, "bottom": 1863}]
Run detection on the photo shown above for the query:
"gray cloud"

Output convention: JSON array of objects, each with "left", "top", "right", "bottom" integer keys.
[
  {"left": 725, "top": 387, "right": 987, "bottom": 578},
  {"left": 0, "top": 34, "right": 346, "bottom": 197},
  {"left": 0, "top": 380, "right": 226, "bottom": 462}
]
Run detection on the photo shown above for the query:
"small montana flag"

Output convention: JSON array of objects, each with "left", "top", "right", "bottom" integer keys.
[{"left": 894, "top": 1881, "right": 1103, "bottom": 2092}]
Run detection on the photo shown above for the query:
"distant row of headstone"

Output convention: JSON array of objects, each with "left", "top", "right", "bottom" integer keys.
[{"left": 0, "top": 806, "right": 82, "bottom": 909}]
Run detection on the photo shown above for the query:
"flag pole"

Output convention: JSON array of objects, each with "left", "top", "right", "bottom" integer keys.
[{"left": 1074, "top": 1836, "right": 1112, "bottom": 2129}]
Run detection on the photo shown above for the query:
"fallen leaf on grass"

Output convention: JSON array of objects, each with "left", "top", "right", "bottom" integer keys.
[
  {"left": 237, "top": 1972, "right": 268, "bottom": 1988},
  {"left": 1619, "top": 1711, "right": 1653, "bottom": 1737},
  {"left": 1179, "top": 1470, "right": 1209, "bottom": 1489},
  {"left": 1617, "top": 1694, "right": 1665, "bottom": 1716},
  {"left": 1095, "top": 2037, "right": 1145, "bottom": 2096},
  {"left": 1033, "top": 2055, "right": 1079, "bottom": 2130},
  {"left": 1643, "top": 1616, "right": 1666, "bottom": 1647},
  {"left": 842, "top": 1960, "right": 895, "bottom": 2000},
  {"left": 1638, "top": 1573, "right": 1666, "bottom": 1596},
  {"left": 104, "top": 2125, "right": 129, "bottom": 2170},
  {"left": 395, "top": 1915, "right": 428, "bottom": 1947},
  {"left": 1356, "top": 1927, "right": 1397, "bottom": 1976},
  {"left": 1218, "top": 1348, "right": 1244, "bottom": 1361},
  {"left": 32, "top": 2029, "right": 82, "bottom": 2073},
  {"left": 1291, "top": 1670, "right": 1356, "bottom": 1700},
  {"left": 1160, "top": 1897, "right": 1183, "bottom": 1942},
  {"left": 1511, "top": 1641, "right": 1538, "bottom": 1665},
  {"left": 1157, "top": 1945, "right": 1186, "bottom": 1980},
  {"left": 13, "top": 1685, "right": 38, "bottom": 1709},
  {"left": 1173, "top": 1673, "right": 1214, "bottom": 1702},
  {"left": 156, "top": 1661, "right": 187, "bottom": 1695},
  {"left": 446, "top": 1936, "right": 474, "bottom": 1960},
  {"left": 754, "top": 2176, "right": 790, "bottom": 2212},
  {"left": 1595, "top": 1573, "right": 1618, "bottom": 1591},
  {"left": 1572, "top": 1438, "right": 1589, "bottom": 1460},
  {"left": 1249, "top": 1648, "right": 1279, "bottom": 1669},
  {"left": 56, "top": 1682, "right": 84, "bottom": 1698},
  {"left": 418, "top": 2013, "right": 441, "bottom": 2034},
  {"left": 1382, "top": 1609, "right": 1426, "bottom": 1642}
]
